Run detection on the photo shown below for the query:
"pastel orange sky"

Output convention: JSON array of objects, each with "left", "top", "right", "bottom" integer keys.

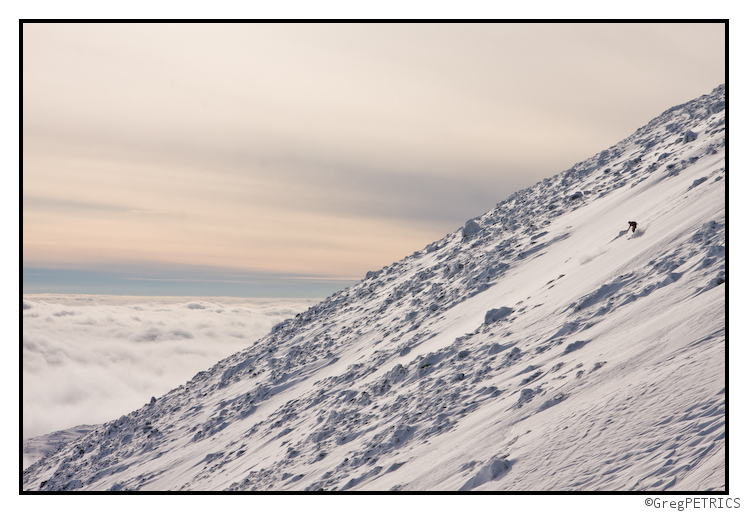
[{"left": 22, "top": 23, "right": 725, "bottom": 294}]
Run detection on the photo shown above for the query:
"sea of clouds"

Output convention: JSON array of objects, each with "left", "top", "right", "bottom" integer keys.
[{"left": 22, "top": 294, "right": 320, "bottom": 440}]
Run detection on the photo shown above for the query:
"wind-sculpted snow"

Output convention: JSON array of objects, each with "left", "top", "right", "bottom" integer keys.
[{"left": 23, "top": 85, "right": 725, "bottom": 491}]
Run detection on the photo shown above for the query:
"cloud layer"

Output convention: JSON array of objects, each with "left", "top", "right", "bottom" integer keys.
[{"left": 22, "top": 294, "right": 319, "bottom": 439}]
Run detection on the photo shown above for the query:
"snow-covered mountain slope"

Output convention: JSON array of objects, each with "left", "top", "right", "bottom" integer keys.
[
  {"left": 23, "top": 426, "right": 96, "bottom": 470},
  {"left": 23, "top": 85, "right": 726, "bottom": 492}
]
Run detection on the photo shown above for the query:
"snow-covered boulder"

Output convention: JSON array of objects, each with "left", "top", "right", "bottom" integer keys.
[
  {"left": 484, "top": 306, "right": 513, "bottom": 324},
  {"left": 462, "top": 219, "right": 482, "bottom": 237},
  {"left": 569, "top": 191, "right": 584, "bottom": 201}
]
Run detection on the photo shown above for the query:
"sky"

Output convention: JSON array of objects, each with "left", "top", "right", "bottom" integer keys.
[{"left": 22, "top": 22, "right": 726, "bottom": 297}]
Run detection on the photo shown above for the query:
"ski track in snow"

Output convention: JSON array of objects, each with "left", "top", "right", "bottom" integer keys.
[{"left": 22, "top": 85, "right": 726, "bottom": 492}]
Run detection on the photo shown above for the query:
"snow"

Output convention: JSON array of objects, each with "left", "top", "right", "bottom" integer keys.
[{"left": 22, "top": 85, "right": 725, "bottom": 491}]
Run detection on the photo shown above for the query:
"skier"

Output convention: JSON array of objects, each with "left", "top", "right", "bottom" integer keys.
[{"left": 627, "top": 221, "right": 637, "bottom": 233}]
